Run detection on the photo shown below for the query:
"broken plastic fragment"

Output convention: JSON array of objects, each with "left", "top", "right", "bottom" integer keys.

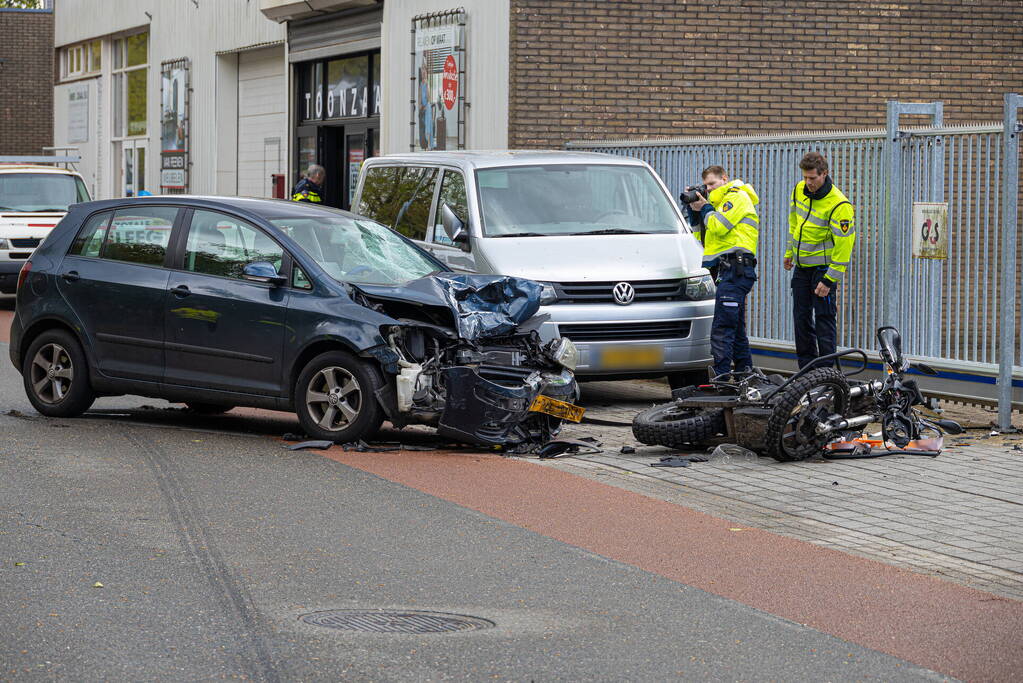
[
  {"left": 286, "top": 440, "right": 335, "bottom": 451},
  {"left": 708, "top": 444, "right": 758, "bottom": 464}
]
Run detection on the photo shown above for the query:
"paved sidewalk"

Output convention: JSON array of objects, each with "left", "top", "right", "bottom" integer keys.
[{"left": 538, "top": 381, "right": 1023, "bottom": 602}]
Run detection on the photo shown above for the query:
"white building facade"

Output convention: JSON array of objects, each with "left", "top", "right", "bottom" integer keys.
[
  {"left": 53, "top": 0, "right": 287, "bottom": 200},
  {"left": 53, "top": 0, "right": 513, "bottom": 207}
]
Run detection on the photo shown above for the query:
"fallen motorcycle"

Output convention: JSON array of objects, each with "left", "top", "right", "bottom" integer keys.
[{"left": 632, "top": 327, "right": 963, "bottom": 461}]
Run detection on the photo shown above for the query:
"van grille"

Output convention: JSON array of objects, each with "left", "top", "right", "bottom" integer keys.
[
  {"left": 553, "top": 279, "right": 685, "bottom": 304},
  {"left": 10, "top": 238, "right": 41, "bottom": 248},
  {"left": 559, "top": 321, "right": 692, "bottom": 342}
]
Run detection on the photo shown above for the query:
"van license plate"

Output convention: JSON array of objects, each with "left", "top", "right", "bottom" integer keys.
[
  {"left": 528, "top": 395, "right": 585, "bottom": 423},
  {"left": 600, "top": 345, "right": 664, "bottom": 370}
]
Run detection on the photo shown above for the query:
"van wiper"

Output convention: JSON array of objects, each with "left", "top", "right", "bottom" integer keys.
[
  {"left": 566, "top": 228, "right": 651, "bottom": 236},
  {"left": 490, "top": 232, "right": 550, "bottom": 238}
]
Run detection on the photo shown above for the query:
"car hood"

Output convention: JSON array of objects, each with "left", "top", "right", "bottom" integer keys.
[
  {"left": 353, "top": 273, "right": 543, "bottom": 340},
  {"left": 474, "top": 232, "right": 705, "bottom": 281}
]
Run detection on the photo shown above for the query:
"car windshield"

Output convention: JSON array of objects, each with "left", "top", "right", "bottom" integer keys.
[
  {"left": 270, "top": 214, "right": 440, "bottom": 286},
  {"left": 475, "top": 164, "right": 684, "bottom": 237},
  {"left": 0, "top": 173, "right": 90, "bottom": 212}
]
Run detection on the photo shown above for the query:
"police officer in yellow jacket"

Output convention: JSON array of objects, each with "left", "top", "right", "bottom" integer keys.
[
  {"left": 687, "top": 165, "right": 760, "bottom": 378},
  {"left": 291, "top": 164, "right": 325, "bottom": 203},
  {"left": 784, "top": 152, "right": 855, "bottom": 368}
]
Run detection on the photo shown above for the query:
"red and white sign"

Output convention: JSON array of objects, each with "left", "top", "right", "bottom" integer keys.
[{"left": 442, "top": 54, "right": 458, "bottom": 110}]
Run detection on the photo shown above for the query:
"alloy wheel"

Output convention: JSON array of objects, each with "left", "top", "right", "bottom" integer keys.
[
  {"left": 305, "top": 366, "right": 363, "bottom": 432},
  {"left": 30, "top": 343, "right": 75, "bottom": 405}
]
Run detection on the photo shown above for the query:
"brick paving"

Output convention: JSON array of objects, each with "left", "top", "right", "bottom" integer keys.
[{"left": 531, "top": 380, "right": 1023, "bottom": 602}]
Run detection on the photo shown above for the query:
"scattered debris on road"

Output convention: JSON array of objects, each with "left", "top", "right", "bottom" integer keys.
[{"left": 286, "top": 440, "right": 335, "bottom": 451}]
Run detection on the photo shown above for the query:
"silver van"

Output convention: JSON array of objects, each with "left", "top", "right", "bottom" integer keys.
[{"left": 352, "top": 151, "right": 714, "bottom": 388}]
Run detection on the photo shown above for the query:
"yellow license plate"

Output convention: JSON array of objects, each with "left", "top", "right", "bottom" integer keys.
[
  {"left": 528, "top": 394, "right": 586, "bottom": 423},
  {"left": 600, "top": 345, "right": 664, "bottom": 370}
]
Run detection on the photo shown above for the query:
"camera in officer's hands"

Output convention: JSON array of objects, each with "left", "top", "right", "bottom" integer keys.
[{"left": 679, "top": 183, "right": 709, "bottom": 204}]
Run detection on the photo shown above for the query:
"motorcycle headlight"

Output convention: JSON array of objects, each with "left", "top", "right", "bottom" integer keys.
[
  {"left": 684, "top": 274, "right": 715, "bottom": 300},
  {"left": 547, "top": 337, "right": 579, "bottom": 371},
  {"left": 0, "top": 238, "right": 9, "bottom": 250},
  {"left": 538, "top": 282, "right": 558, "bottom": 305}
]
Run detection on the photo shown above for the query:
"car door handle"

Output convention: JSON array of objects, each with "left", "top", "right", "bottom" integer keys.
[
  {"left": 61, "top": 270, "right": 80, "bottom": 282},
  {"left": 170, "top": 285, "right": 191, "bottom": 297}
]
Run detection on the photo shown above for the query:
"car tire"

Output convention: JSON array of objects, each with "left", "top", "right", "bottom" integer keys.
[
  {"left": 632, "top": 386, "right": 725, "bottom": 448},
  {"left": 22, "top": 329, "right": 96, "bottom": 418},
  {"left": 295, "top": 350, "right": 384, "bottom": 443},
  {"left": 184, "top": 402, "right": 234, "bottom": 415}
]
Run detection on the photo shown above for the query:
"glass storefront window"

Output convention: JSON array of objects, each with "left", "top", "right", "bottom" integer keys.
[
  {"left": 299, "top": 62, "right": 324, "bottom": 122},
  {"left": 372, "top": 54, "right": 381, "bottom": 116},
  {"left": 325, "top": 56, "right": 369, "bottom": 119},
  {"left": 126, "top": 69, "right": 147, "bottom": 136},
  {"left": 126, "top": 32, "right": 148, "bottom": 67},
  {"left": 297, "top": 135, "right": 316, "bottom": 175}
]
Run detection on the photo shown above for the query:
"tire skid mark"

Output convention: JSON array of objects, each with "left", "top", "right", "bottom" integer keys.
[{"left": 121, "top": 427, "right": 281, "bottom": 682}]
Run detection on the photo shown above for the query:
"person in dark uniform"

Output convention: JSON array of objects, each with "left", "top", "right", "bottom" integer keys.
[
  {"left": 291, "top": 165, "right": 325, "bottom": 203},
  {"left": 784, "top": 152, "right": 856, "bottom": 368}
]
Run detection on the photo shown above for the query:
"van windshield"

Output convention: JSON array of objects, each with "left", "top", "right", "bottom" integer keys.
[
  {"left": 0, "top": 173, "right": 90, "bottom": 212},
  {"left": 270, "top": 215, "right": 440, "bottom": 286},
  {"left": 475, "top": 164, "right": 684, "bottom": 237}
]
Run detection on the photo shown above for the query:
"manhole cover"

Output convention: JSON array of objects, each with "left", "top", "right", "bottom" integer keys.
[{"left": 300, "top": 609, "right": 494, "bottom": 634}]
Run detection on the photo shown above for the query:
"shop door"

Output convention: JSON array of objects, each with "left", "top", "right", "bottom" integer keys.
[
  {"left": 119, "top": 140, "right": 147, "bottom": 197},
  {"left": 344, "top": 132, "right": 366, "bottom": 211}
]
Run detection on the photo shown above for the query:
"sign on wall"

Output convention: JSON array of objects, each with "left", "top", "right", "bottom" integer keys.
[
  {"left": 160, "top": 58, "right": 190, "bottom": 193},
  {"left": 411, "top": 9, "right": 466, "bottom": 151},
  {"left": 912, "top": 202, "right": 949, "bottom": 259},
  {"left": 68, "top": 82, "right": 89, "bottom": 143}
]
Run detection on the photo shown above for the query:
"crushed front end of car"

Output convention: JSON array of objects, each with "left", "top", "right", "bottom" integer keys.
[{"left": 352, "top": 274, "right": 583, "bottom": 450}]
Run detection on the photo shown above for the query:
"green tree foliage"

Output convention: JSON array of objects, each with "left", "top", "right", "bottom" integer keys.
[{"left": 0, "top": 0, "right": 45, "bottom": 8}]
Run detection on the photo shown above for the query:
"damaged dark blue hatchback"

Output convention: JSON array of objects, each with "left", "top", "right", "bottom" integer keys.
[{"left": 9, "top": 197, "right": 581, "bottom": 449}]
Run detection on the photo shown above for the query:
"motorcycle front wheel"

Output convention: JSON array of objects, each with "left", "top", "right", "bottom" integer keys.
[{"left": 764, "top": 367, "right": 850, "bottom": 462}]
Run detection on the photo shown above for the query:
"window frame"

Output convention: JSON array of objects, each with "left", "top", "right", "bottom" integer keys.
[
  {"left": 171, "top": 207, "right": 294, "bottom": 286},
  {"left": 66, "top": 204, "right": 185, "bottom": 269},
  {"left": 61, "top": 39, "right": 102, "bottom": 81},
  {"left": 111, "top": 31, "right": 149, "bottom": 140}
]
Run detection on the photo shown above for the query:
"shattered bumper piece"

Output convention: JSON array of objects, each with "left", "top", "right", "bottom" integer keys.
[{"left": 437, "top": 366, "right": 578, "bottom": 447}]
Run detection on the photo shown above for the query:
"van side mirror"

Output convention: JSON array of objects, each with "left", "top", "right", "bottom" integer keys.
[
  {"left": 242, "top": 261, "right": 286, "bottom": 287},
  {"left": 440, "top": 203, "right": 469, "bottom": 247}
]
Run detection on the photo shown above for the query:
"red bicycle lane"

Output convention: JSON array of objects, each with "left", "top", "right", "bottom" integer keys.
[{"left": 318, "top": 446, "right": 1023, "bottom": 682}]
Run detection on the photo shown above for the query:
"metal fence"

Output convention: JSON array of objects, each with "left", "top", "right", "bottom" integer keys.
[{"left": 567, "top": 96, "right": 1023, "bottom": 426}]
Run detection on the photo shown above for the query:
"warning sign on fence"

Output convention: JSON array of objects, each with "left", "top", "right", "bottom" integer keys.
[{"left": 912, "top": 202, "right": 948, "bottom": 259}]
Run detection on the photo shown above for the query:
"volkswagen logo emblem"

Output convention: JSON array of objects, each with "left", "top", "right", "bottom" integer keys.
[{"left": 612, "top": 282, "right": 635, "bottom": 305}]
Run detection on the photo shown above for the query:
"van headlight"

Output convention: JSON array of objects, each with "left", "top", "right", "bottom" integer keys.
[
  {"left": 538, "top": 282, "right": 558, "bottom": 305},
  {"left": 0, "top": 238, "right": 9, "bottom": 249},
  {"left": 684, "top": 274, "right": 715, "bottom": 300},
  {"left": 546, "top": 338, "right": 579, "bottom": 371}
]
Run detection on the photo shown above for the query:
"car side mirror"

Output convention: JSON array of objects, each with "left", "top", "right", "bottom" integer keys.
[
  {"left": 914, "top": 362, "right": 939, "bottom": 376},
  {"left": 242, "top": 261, "right": 287, "bottom": 287},
  {"left": 440, "top": 203, "right": 469, "bottom": 249}
]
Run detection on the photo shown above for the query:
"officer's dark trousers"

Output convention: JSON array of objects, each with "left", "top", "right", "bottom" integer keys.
[
  {"left": 711, "top": 261, "right": 756, "bottom": 376},
  {"left": 792, "top": 265, "right": 838, "bottom": 369}
]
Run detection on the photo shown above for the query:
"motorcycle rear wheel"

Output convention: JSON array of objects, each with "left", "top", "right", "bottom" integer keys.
[{"left": 632, "top": 386, "right": 726, "bottom": 449}]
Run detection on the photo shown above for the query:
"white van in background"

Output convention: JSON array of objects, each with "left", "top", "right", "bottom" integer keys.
[
  {"left": 353, "top": 151, "right": 714, "bottom": 388},
  {"left": 0, "top": 164, "right": 91, "bottom": 294}
]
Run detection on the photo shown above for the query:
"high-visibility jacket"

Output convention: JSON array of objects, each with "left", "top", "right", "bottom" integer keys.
[
  {"left": 786, "top": 180, "right": 855, "bottom": 283},
  {"left": 696, "top": 179, "right": 759, "bottom": 261},
  {"left": 291, "top": 178, "right": 323, "bottom": 203}
]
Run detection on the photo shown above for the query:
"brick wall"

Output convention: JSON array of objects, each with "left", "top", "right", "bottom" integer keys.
[
  {"left": 0, "top": 9, "right": 54, "bottom": 155},
  {"left": 508, "top": 0, "right": 1023, "bottom": 147}
]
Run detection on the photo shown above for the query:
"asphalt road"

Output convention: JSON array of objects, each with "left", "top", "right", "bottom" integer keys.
[{"left": 0, "top": 297, "right": 946, "bottom": 680}]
